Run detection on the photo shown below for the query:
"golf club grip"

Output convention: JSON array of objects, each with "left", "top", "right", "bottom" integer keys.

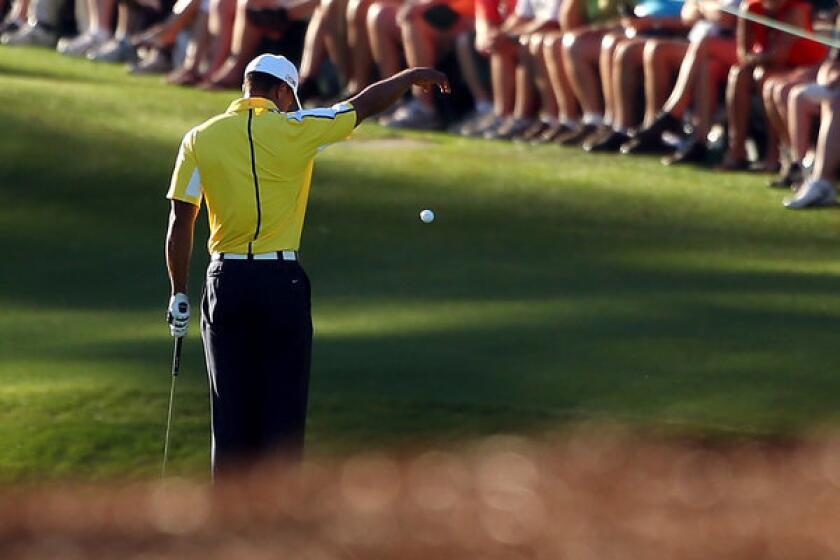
[{"left": 172, "top": 336, "right": 183, "bottom": 377}]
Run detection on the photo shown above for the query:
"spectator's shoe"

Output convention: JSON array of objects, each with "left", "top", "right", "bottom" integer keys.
[
  {"left": 514, "top": 119, "right": 551, "bottom": 142},
  {"left": 619, "top": 112, "right": 682, "bottom": 154},
  {"left": 0, "top": 18, "right": 21, "bottom": 36},
  {"left": 533, "top": 122, "right": 574, "bottom": 144},
  {"left": 87, "top": 38, "right": 137, "bottom": 63},
  {"left": 784, "top": 179, "right": 837, "bottom": 209},
  {"left": 129, "top": 51, "right": 172, "bottom": 74},
  {"left": 484, "top": 118, "right": 533, "bottom": 140},
  {"left": 768, "top": 161, "right": 803, "bottom": 189},
  {"left": 1, "top": 23, "right": 57, "bottom": 47},
  {"left": 471, "top": 115, "right": 506, "bottom": 138},
  {"left": 662, "top": 138, "right": 707, "bottom": 166},
  {"left": 583, "top": 130, "right": 630, "bottom": 152},
  {"left": 57, "top": 32, "right": 107, "bottom": 57},
  {"left": 555, "top": 123, "right": 599, "bottom": 146},
  {"left": 385, "top": 100, "right": 442, "bottom": 130},
  {"left": 452, "top": 110, "right": 494, "bottom": 136}
]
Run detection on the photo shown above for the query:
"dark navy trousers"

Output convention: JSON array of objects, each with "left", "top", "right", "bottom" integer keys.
[{"left": 201, "top": 258, "right": 312, "bottom": 476}]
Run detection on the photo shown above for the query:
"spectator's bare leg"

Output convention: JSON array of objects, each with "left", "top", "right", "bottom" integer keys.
[
  {"left": 346, "top": 0, "right": 375, "bottom": 92},
  {"left": 366, "top": 1, "right": 401, "bottom": 78},
  {"left": 641, "top": 39, "right": 687, "bottom": 126},
  {"left": 513, "top": 38, "right": 537, "bottom": 120},
  {"left": 543, "top": 32, "right": 579, "bottom": 123},
  {"left": 787, "top": 84, "right": 819, "bottom": 162},
  {"left": 810, "top": 98, "right": 840, "bottom": 181},
  {"left": 204, "top": 0, "right": 236, "bottom": 78},
  {"left": 562, "top": 29, "right": 606, "bottom": 124},
  {"left": 300, "top": 5, "right": 328, "bottom": 84},
  {"left": 530, "top": 32, "right": 558, "bottom": 120},
  {"left": 8, "top": 0, "right": 30, "bottom": 21},
  {"left": 611, "top": 38, "right": 645, "bottom": 131},
  {"left": 169, "top": 8, "right": 210, "bottom": 84},
  {"left": 455, "top": 30, "right": 492, "bottom": 112},
  {"left": 693, "top": 58, "right": 727, "bottom": 141},
  {"left": 203, "top": 0, "right": 264, "bottom": 88},
  {"left": 599, "top": 32, "right": 623, "bottom": 125},
  {"left": 400, "top": 9, "right": 441, "bottom": 109},
  {"left": 490, "top": 39, "right": 517, "bottom": 117},
  {"left": 95, "top": 0, "right": 115, "bottom": 35},
  {"left": 321, "top": 0, "right": 351, "bottom": 86},
  {"left": 723, "top": 64, "right": 752, "bottom": 165}
]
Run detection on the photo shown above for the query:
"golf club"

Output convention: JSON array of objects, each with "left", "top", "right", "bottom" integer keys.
[{"left": 161, "top": 336, "right": 183, "bottom": 478}]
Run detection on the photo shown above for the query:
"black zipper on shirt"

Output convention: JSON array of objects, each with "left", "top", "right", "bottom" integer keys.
[{"left": 246, "top": 109, "right": 262, "bottom": 255}]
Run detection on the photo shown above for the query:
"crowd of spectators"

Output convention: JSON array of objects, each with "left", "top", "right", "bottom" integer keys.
[{"left": 2, "top": 0, "right": 838, "bottom": 208}]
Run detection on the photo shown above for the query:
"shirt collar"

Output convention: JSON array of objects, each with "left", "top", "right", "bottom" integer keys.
[{"left": 226, "top": 97, "right": 279, "bottom": 113}]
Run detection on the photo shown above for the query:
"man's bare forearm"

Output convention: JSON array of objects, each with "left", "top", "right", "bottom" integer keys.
[
  {"left": 348, "top": 67, "right": 450, "bottom": 124},
  {"left": 166, "top": 201, "right": 199, "bottom": 295}
]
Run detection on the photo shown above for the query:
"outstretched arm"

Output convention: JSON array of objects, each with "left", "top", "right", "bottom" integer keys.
[{"left": 348, "top": 67, "right": 451, "bottom": 125}]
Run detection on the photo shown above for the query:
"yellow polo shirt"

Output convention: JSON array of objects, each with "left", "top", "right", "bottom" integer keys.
[{"left": 167, "top": 97, "right": 356, "bottom": 254}]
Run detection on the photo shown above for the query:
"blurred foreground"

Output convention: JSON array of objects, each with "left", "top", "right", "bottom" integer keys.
[{"left": 4, "top": 428, "right": 840, "bottom": 559}]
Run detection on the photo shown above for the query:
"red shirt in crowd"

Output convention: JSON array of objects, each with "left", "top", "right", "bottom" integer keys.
[
  {"left": 746, "top": 0, "right": 828, "bottom": 66},
  {"left": 476, "top": 0, "right": 515, "bottom": 24}
]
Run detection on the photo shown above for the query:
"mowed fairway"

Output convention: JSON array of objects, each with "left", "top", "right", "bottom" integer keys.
[{"left": 1, "top": 48, "right": 840, "bottom": 481}]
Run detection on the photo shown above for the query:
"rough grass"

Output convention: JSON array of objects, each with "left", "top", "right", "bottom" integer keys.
[{"left": 1, "top": 47, "right": 840, "bottom": 481}]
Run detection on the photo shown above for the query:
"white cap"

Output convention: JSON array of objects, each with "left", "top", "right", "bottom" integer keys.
[{"left": 244, "top": 54, "right": 301, "bottom": 109}]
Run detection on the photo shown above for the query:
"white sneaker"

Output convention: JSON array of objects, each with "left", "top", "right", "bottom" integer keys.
[
  {"left": 784, "top": 179, "right": 837, "bottom": 209},
  {"left": 57, "top": 32, "right": 107, "bottom": 57},
  {"left": 87, "top": 38, "right": 137, "bottom": 63},
  {"left": 1, "top": 23, "right": 57, "bottom": 47}
]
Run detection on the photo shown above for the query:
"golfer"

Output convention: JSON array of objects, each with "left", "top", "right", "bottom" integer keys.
[{"left": 165, "top": 54, "right": 449, "bottom": 475}]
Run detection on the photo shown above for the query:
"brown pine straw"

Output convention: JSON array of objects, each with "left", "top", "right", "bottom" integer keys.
[{"left": 4, "top": 427, "right": 840, "bottom": 559}]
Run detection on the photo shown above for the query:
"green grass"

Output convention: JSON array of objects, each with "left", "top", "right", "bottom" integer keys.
[{"left": 2, "top": 48, "right": 840, "bottom": 481}]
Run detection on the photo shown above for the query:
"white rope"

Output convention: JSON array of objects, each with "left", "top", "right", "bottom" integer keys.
[{"left": 716, "top": 4, "right": 840, "bottom": 49}]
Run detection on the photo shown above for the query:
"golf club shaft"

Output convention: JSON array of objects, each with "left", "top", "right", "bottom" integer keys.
[{"left": 162, "top": 336, "right": 183, "bottom": 478}]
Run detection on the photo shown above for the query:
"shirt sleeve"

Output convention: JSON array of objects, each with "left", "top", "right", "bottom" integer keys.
[
  {"left": 291, "top": 102, "right": 357, "bottom": 150},
  {"left": 166, "top": 128, "right": 203, "bottom": 207}
]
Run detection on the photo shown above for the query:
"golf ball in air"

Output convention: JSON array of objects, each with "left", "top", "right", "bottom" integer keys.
[{"left": 420, "top": 209, "right": 435, "bottom": 223}]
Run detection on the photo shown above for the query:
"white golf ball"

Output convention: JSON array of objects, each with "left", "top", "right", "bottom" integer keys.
[{"left": 420, "top": 209, "right": 435, "bottom": 223}]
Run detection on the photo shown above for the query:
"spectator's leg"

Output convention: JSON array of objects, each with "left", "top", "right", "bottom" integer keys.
[
  {"left": 787, "top": 83, "right": 820, "bottom": 163},
  {"left": 562, "top": 28, "right": 607, "bottom": 125},
  {"left": 529, "top": 32, "right": 558, "bottom": 122},
  {"left": 346, "top": 0, "right": 375, "bottom": 92},
  {"left": 204, "top": 0, "right": 236, "bottom": 78},
  {"left": 763, "top": 76, "right": 789, "bottom": 162},
  {"left": 586, "top": 37, "right": 645, "bottom": 150},
  {"left": 94, "top": 0, "right": 115, "bottom": 36},
  {"left": 810, "top": 98, "right": 840, "bottom": 182},
  {"left": 203, "top": 0, "right": 265, "bottom": 88},
  {"left": 611, "top": 38, "right": 645, "bottom": 131},
  {"left": 455, "top": 30, "right": 492, "bottom": 113},
  {"left": 784, "top": 97, "right": 840, "bottom": 207},
  {"left": 598, "top": 32, "right": 623, "bottom": 126},
  {"left": 641, "top": 39, "right": 687, "bottom": 126},
  {"left": 366, "top": 0, "right": 401, "bottom": 78},
  {"left": 400, "top": 5, "right": 442, "bottom": 110},
  {"left": 512, "top": 37, "right": 537, "bottom": 120},
  {"left": 168, "top": 4, "right": 210, "bottom": 84},
  {"left": 543, "top": 32, "right": 579, "bottom": 125},
  {"left": 489, "top": 37, "right": 517, "bottom": 118},
  {"left": 722, "top": 64, "right": 752, "bottom": 166},
  {"left": 321, "top": 0, "right": 351, "bottom": 86},
  {"left": 300, "top": 4, "right": 328, "bottom": 92}
]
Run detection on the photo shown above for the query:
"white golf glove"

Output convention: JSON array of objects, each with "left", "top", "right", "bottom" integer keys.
[{"left": 167, "top": 293, "right": 190, "bottom": 338}]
